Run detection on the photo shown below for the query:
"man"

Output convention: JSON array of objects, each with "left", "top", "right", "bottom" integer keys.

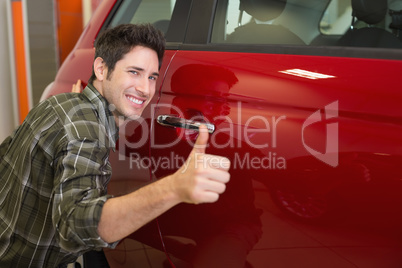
[{"left": 0, "top": 24, "right": 230, "bottom": 267}]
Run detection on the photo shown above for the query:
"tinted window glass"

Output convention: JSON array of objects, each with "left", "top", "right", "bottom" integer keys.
[
  {"left": 212, "top": 0, "right": 402, "bottom": 49},
  {"left": 109, "top": 0, "right": 176, "bottom": 36}
]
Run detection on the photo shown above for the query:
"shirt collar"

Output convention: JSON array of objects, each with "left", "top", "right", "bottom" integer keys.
[{"left": 83, "top": 84, "right": 119, "bottom": 150}]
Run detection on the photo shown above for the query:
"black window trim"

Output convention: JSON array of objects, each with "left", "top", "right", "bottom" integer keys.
[
  {"left": 97, "top": 0, "right": 192, "bottom": 45},
  {"left": 176, "top": 43, "right": 402, "bottom": 60},
  {"left": 184, "top": 0, "right": 218, "bottom": 44}
]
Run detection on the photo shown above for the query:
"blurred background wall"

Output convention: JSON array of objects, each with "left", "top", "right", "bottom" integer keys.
[
  {"left": 0, "top": 0, "right": 101, "bottom": 141},
  {"left": 0, "top": 0, "right": 14, "bottom": 141}
]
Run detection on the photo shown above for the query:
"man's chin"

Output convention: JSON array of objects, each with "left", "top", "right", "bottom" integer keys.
[
  {"left": 114, "top": 113, "right": 142, "bottom": 128},
  {"left": 126, "top": 114, "right": 141, "bottom": 121}
]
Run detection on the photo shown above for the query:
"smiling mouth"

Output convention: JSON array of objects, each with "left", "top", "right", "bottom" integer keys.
[{"left": 126, "top": 95, "right": 145, "bottom": 105}]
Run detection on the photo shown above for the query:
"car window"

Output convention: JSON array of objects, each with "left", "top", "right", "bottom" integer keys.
[
  {"left": 211, "top": 0, "right": 402, "bottom": 49},
  {"left": 109, "top": 0, "right": 177, "bottom": 36}
]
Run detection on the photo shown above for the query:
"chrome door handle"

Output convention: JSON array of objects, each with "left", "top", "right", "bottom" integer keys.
[{"left": 157, "top": 115, "right": 215, "bottom": 134}]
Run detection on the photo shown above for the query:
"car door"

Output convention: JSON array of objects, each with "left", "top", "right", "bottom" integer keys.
[{"left": 151, "top": 0, "right": 402, "bottom": 267}]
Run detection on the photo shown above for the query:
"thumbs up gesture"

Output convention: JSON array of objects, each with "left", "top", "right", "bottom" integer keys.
[{"left": 171, "top": 125, "right": 231, "bottom": 204}]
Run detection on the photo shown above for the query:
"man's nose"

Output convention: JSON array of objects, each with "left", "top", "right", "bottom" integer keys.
[{"left": 136, "top": 77, "right": 150, "bottom": 96}]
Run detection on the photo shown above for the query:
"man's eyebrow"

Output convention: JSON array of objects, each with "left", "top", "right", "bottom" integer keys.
[
  {"left": 129, "top": 66, "right": 144, "bottom": 72},
  {"left": 129, "top": 66, "right": 159, "bottom": 77}
]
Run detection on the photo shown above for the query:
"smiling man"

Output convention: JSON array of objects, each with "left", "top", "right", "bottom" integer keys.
[{"left": 0, "top": 24, "right": 230, "bottom": 268}]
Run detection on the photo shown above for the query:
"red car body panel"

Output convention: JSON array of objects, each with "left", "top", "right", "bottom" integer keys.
[{"left": 149, "top": 51, "right": 402, "bottom": 267}]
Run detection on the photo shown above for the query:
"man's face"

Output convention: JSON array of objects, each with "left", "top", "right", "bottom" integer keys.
[{"left": 100, "top": 46, "right": 159, "bottom": 125}]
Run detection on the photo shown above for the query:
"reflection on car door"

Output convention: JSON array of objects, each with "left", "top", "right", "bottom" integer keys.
[{"left": 151, "top": 48, "right": 402, "bottom": 267}]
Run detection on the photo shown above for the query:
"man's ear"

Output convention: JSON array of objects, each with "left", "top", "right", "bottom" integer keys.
[{"left": 94, "top": 57, "right": 107, "bottom": 81}]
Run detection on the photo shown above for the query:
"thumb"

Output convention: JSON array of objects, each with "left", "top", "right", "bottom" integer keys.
[{"left": 192, "top": 125, "right": 209, "bottom": 154}]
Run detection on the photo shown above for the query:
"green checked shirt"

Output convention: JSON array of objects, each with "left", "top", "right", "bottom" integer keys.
[{"left": 0, "top": 84, "right": 119, "bottom": 267}]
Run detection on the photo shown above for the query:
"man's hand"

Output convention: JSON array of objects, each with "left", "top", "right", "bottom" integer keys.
[
  {"left": 171, "top": 125, "right": 231, "bottom": 204},
  {"left": 72, "top": 79, "right": 83, "bottom": 93},
  {"left": 98, "top": 125, "right": 230, "bottom": 243}
]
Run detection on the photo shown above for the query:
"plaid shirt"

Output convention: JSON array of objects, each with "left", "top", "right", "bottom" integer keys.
[{"left": 0, "top": 84, "right": 119, "bottom": 267}]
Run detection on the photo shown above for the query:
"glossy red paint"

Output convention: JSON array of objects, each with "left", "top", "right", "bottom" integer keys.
[{"left": 150, "top": 51, "right": 402, "bottom": 267}]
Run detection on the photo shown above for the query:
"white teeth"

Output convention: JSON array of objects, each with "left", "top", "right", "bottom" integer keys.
[{"left": 127, "top": 96, "right": 144, "bottom": 105}]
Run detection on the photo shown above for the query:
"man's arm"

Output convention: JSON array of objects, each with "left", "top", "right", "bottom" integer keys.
[{"left": 97, "top": 125, "right": 231, "bottom": 243}]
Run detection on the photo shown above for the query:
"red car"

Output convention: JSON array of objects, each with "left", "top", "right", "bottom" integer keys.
[{"left": 43, "top": 0, "right": 402, "bottom": 267}]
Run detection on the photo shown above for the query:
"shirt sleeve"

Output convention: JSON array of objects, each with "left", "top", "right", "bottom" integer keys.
[{"left": 52, "top": 136, "right": 118, "bottom": 252}]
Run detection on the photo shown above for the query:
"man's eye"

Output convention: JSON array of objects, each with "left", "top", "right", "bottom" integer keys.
[
  {"left": 129, "top": 71, "right": 138, "bottom": 75},
  {"left": 149, "top": 76, "right": 157, "bottom": 80}
]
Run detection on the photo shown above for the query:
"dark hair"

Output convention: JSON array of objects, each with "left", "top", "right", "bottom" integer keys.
[{"left": 88, "top": 23, "right": 165, "bottom": 84}]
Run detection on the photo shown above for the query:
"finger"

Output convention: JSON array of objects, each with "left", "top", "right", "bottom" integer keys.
[
  {"left": 204, "top": 177, "right": 228, "bottom": 194},
  {"left": 192, "top": 124, "right": 209, "bottom": 154},
  {"left": 199, "top": 167, "right": 231, "bottom": 184},
  {"left": 196, "top": 191, "right": 220, "bottom": 204},
  {"left": 72, "top": 79, "right": 82, "bottom": 93},
  {"left": 188, "top": 174, "right": 229, "bottom": 204},
  {"left": 202, "top": 154, "right": 231, "bottom": 171}
]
